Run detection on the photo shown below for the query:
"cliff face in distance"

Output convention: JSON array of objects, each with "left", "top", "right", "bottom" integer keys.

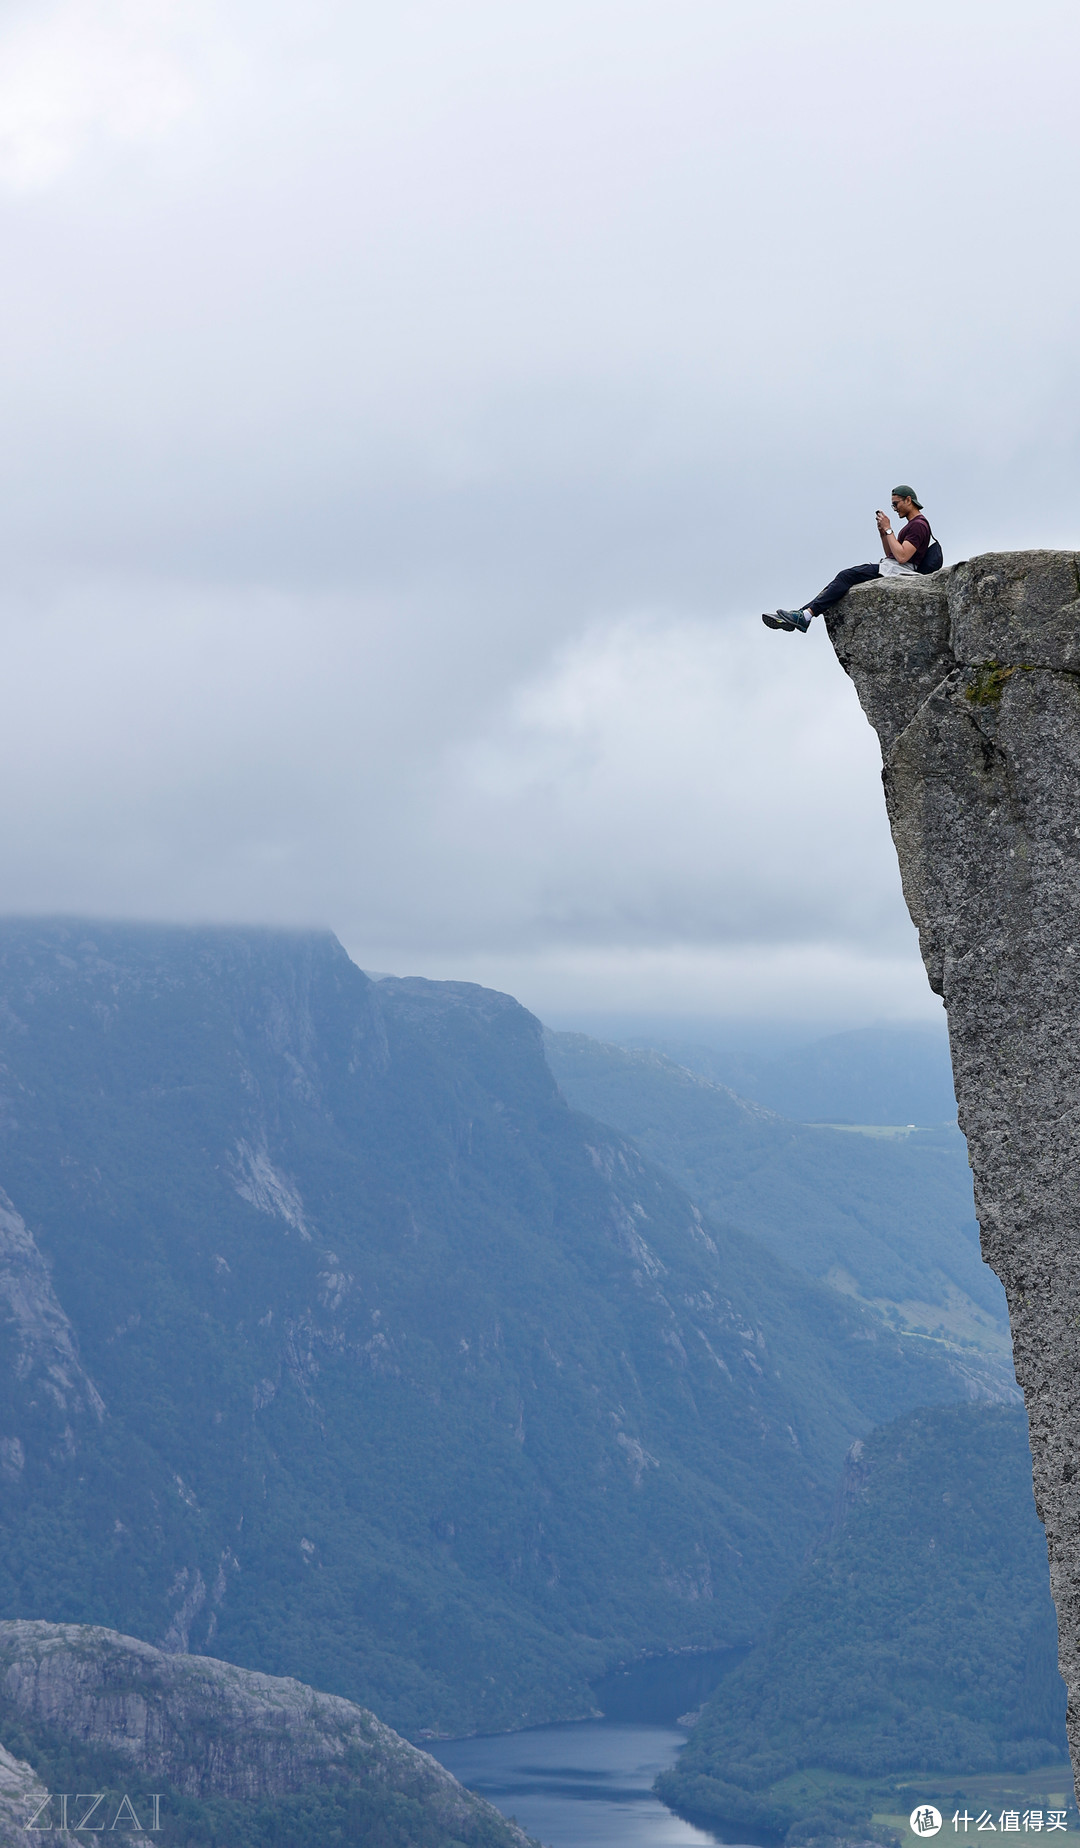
[
  {"left": 0, "top": 920, "right": 968, "bottom": 1737},
  {"left": 545, "top": 1027, "right": 1012, "bottom": 1374},
  {"left": 826, "top": 550, "right": 1080, "bottom": 1791}
]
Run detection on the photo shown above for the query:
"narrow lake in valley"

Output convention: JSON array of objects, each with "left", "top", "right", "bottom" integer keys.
[
  {"left": 431, "top": 1718, "right": 720, "bottom": 1847},
  {"left": 428, "top": 1649, "right": 749, "bottom": 1848}
]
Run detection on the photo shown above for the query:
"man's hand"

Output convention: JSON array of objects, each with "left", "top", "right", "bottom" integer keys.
[{"left": 876, "top": 499, "right": 917, "bottom": 562}]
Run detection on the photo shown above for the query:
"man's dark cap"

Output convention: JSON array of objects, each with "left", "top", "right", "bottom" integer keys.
[{"left": 892, "top": 484, "right": 923, "bottom": 507}]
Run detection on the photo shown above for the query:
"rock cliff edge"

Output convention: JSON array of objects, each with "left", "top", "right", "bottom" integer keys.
[
  {"left": 0, "top": 1621, "right": 534, "bottom": 1845},
  {"left": 826, "top": 550, "right": 1080, "bottom": 1790}
]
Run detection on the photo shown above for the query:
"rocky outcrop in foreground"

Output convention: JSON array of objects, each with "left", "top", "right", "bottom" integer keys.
[
  {"left": 0, "top": 1621, "right": 534, "bottom": 1845},
  {"left": 0, "top": 1742, "right": 48, "bottom": 1846},
  {"left": 826, "top": 551, "right": 1080, "bottom": 1792}
]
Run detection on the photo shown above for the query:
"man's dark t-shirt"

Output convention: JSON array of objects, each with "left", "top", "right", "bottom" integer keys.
[{"left": 898, "top": 514, "right": 931, "bottom": 567}]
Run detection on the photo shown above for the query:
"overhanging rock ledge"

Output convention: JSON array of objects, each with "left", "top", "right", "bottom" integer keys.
[{"left": 826, "top": 549, "right": 1080, "bottom": 1787}]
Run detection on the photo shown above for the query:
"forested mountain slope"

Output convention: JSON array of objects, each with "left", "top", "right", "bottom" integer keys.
[
  {"left": 0, "top": 921, "right": 971, "bottom": 1736},
  {"left": 661, "top": 1404, "right": 1066, "bottom": 1844}
]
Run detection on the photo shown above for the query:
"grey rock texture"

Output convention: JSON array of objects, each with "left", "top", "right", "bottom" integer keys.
[
  {"left": 0, "top": 1741, "right": 48, "bottom": 1848},
  {"left": 0, "top": 1620, "right": 534, "bottom": 1845},
  {"left": 0, "top": 1188, "right": 104, "bottom": 1434},
  {"left": 825, "top": 551, "right": 1080, "bottom": 1792}
]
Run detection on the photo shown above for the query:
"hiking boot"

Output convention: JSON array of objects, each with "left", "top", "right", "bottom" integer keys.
[{"left": 762, "top": 609, "right": 811, "bottom": 632}]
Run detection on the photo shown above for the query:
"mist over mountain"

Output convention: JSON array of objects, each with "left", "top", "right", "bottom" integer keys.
[
  {"left": 544, "top": 1019, "right": 958, "bottom": 1128},
  {"left": 634, "top": 1024, "right": 958, "bottom": 1128},
  {"left": 0, "top": 920, "right": 972, "bottom": 1740}
]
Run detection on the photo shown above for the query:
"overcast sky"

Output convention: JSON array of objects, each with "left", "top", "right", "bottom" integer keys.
[{"left": 0, "top": 0, "right": 1077, "bottom": 1024}]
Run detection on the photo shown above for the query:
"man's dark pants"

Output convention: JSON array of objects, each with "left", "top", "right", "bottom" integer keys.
[{"left": 807, "top": 562, "right": 880, "bottom": 617}]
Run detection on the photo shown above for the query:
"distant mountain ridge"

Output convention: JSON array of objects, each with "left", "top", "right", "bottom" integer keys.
[
  {"left": 539, "top": 1017, "right": 957, "bottom": 1126},
  {"left": 632, "top": 1024, "right": 958, "bottom": 1127},
  {"left": 0, "top": 919, "right": 974, "bottom": 1735}
]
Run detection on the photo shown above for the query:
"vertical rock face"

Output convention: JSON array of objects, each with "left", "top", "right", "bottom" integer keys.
[
  {"left": 826, "top": 551, "right": 1080, "bottom": 1790},
  {"left": 0, "top": 1189, "right": 105, "bottom": 1431}
]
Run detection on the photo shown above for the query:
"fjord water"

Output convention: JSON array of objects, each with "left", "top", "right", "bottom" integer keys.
[
  {"left": 429, "top": 1650, "right": 742, "bottom": 1847},
  {"left": 430, "top": 1720, "right": 722, "bottom": 1848}
]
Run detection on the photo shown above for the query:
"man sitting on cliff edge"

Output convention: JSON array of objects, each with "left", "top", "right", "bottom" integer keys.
[{"left": 762, "top": 487, "right": 936, "bottom": 633}]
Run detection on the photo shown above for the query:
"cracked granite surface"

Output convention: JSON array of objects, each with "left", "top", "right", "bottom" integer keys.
[
  {"left": 0, "top": 1621, "right": 536, "bottom": 1845},
  {"left": 827, "top": 551, "right": 1080, "bottom": 1792}
]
